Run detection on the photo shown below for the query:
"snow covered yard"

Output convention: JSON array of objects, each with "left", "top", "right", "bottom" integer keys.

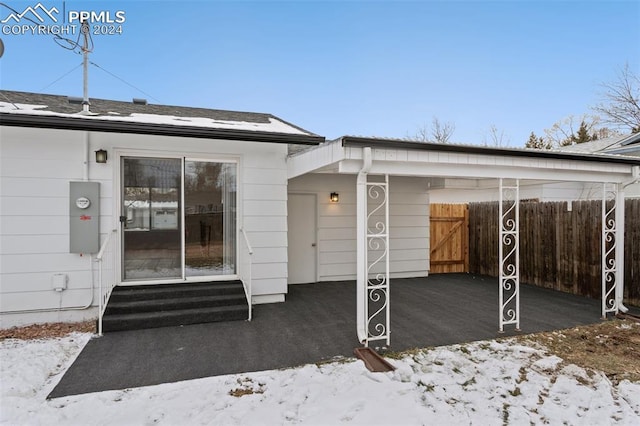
[{"left": 2, "top": 332, "right": 639, "bottom": 425}]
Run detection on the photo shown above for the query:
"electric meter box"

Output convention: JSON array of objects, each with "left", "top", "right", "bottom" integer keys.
[{"left": 69, "top": 181, "right": 100, "bottom": 254}]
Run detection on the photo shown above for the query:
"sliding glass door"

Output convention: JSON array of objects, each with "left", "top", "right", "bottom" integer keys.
[
  {"left": 122, "top": 156, "right": 237, "bottom": 282},
  {"left": 184, "top": 160, "right": 236, "bottom": 277},
  {"left": 122, "top": 158, "right": 182, "bottom": 280}
]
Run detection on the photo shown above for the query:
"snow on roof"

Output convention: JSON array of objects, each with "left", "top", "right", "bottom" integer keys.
[
  {"left": 0, "top": 90, "right": 318, "bottom": 137},
  {"left": 0, "top": 101, "right": 308, "bottom": 135}
]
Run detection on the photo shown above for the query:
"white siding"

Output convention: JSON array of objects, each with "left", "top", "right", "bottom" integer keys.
[
  {"left": 0, "top": 126, "right": 290, "bottom": 325},
  {"left": 288, "top": 174, "right": 429, "bottom": 282},
  {"left": 540, "top": 182, "right": 599, "bottom": 201},
  {"left": 542, "top": 181, "right": 640, "bottom": 201},
  {"left": 429, "top": 181, "right": 640, "bottom": 203},
  {"left": 625, "top": 183, "right": 640, "bottom": 198},
  {"left": 429, "top": 185, "right": 545, "bottom": 203}
]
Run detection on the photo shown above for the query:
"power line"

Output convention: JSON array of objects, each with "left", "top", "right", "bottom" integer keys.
[
  {"left": 40, "top": 62, "right": 83, "bottom": 92},
  {"left": 1, "top": 3, "right": 158, "bottom": 104},
  {"left": 0, "top": 90, "right": 20, "bottom": 109},
  {"left": 90, "top": 61, "right": 161, "bottom": 103}
]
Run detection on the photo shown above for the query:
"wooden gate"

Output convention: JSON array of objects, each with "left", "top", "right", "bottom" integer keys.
[{"left": 429, "top": 204, "right": 469, "bottom": 273}]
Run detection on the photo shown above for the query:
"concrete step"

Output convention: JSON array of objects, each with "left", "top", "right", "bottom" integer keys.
[
  {"left": 104, "top": 293, "right": 247, "bottom": 315},
  {"left": 109, "top": 281, "right": 244, "bottom": 302},
  {"left": 101, "top": 305, "right": 248, "bottom": 332},
  {"left": 100, "top": 280, "right": 249, "bottom": 332}
]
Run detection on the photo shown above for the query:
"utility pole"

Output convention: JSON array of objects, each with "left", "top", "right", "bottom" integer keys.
[{"left": 81, "top": 19, "right": 91, "bottom": 114}]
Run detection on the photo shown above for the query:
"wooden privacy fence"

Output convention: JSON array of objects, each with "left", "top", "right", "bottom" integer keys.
[
  {"left": 429, "top": 204, "right": 469, "bottom": 273},
  {"left": 468, "top": 199, "right": 640, "bottom": 307}
]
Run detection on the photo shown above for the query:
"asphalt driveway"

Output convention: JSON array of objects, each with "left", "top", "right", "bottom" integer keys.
[{"left": 49, "top": 274, "right": 621, "bottom": 398}]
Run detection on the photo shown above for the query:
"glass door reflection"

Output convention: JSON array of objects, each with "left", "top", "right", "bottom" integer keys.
[
  {"left": 122, "top": 157, "right": 182, "bottom": 280},
  {"left": 184, "top": 160, "right": 236, "bottom": 277}
]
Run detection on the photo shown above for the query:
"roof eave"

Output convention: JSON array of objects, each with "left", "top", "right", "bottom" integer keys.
[
  {"left": 340, "top": 136, "right": 640, "bottom": 166},
  {"left": 0, "top": 113, "right": 325, "bottom": 145},
  {"left": 619, "top": 132, "right": 640, "bottom": 147}
]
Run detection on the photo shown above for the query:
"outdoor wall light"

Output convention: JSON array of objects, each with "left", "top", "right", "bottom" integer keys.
[
  {"left": 95, "top": 149, "right": 108, "bottom": 164},
  {"left": 330, "top": 192, "right": 339, "bottom": 203}
]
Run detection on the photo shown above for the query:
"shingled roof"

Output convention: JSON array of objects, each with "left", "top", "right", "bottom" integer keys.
[
  {"left": 0, "top": 90, "right": 324, "bottom": 145},
  {"left": 555, "top": 132, "right": 639, "bottom": 156}
]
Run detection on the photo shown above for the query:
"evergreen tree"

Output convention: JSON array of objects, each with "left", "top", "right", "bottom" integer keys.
[
  {"left": 525, "top": 131, "right": 551, "bottom": 149},
  {"left": 559, "top": 137, "right": 573, "bottom": 147},
  {"left": 571, "top": 120, "right": 594, "bottom": 144}
]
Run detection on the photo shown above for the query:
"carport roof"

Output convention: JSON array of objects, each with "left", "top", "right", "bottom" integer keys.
[
  {"left": 339, "top": 136, "right": 640, "bottom": 165},
  {"left": 288, "top": 136, "right": 640, "bottom": 183}
]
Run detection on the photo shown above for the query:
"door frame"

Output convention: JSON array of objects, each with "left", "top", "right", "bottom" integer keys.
[
  {"left": 287, "top": 192, "right": 319, "bottom": 284},
  {"left": 115, "top": 148, "right": 242, "bottom": 286}
]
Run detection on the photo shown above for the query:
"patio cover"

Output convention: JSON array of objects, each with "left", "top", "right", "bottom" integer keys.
[{"left": 288, "top": 137, "right": 640, "bottom": 346}]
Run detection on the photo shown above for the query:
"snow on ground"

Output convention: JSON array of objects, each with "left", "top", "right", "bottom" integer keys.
[{"left": 2, "top": 334, "right": 639, "bottom": 425}]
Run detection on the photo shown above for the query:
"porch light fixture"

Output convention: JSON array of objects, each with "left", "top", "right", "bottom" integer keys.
[
  {"left": 330, "top": 192, "right": 339, "bottom": 203},
  {"left": 95, "top": 149, "right": 108, "bottom": 164}
]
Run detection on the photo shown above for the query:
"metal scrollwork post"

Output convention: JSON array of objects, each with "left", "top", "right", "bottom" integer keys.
[
  {"left": 499, "top": 178, "right": 520, "bottom": 332},
  {"left": 365, "top": 175, "right": 390, "bottom": 346},
  {"left": 601, "top": 183, "right": 618, "bottom": 318}
]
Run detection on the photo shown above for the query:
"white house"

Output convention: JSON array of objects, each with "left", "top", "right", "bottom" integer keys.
[
  {"left": 2, "top": 90, "right": 638, "bottom": 345},
  {"left": 0, "top": 90, "right": 324, "bottom": 328}
]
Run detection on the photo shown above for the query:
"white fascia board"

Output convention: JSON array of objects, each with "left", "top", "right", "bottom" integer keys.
[
  {"left": 606, "top": 147, "right": 640, "bottom": 156},
  {"left": 339, "top": 146, "right": 635, "bottom": 183},
  {"left": 287, "top": 140, "right": 345, "bottom": 179},
  {"left": 291, "top": 143, "right": 636, "bottom": 183},
  {"left": 337, "top": 159, "right": 633, "bottom": 183}
]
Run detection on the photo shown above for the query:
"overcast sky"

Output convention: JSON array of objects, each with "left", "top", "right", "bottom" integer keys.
[{"left": 1, "top": 0, "right": 638, "bottom": 146}]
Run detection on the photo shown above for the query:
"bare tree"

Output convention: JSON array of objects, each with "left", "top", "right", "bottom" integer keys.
[
  {"left": 592, "top": 127, "right": 621, "bottom": 140},
  {"left": 543, "top": 114, "right": 601, "bottom": 147},
  {"left": 412, "top": 117, "right": 455, "bottom": 143},
  {"left": 593, "top": 63, "right": 640, "bottom": 133},
  {"left": 483, "top": 124, "right": 510, "bottom": 147},
  {"left": 431, "top": 117, "right": 456, "bottom": 143},
  {"left": 412, "top": 124, "right": 430, "bottom": 142}
]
